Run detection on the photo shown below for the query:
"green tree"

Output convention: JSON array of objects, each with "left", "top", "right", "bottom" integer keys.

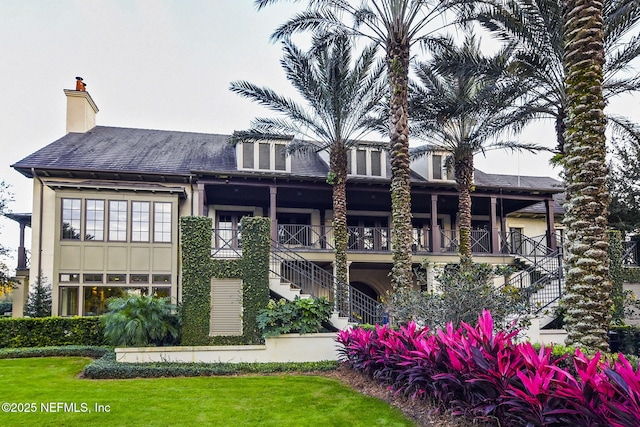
[
  {"left": 468, "top": 0, "right": 640, "bottom": 160},
  {"left": 24, "top": 274, "right": 52, "bottom": 318},
  {"left": 0, "top": 181, "right": 15, "bottom": 293},
  {"left": 561, "top": 0, "right": 612, "bottom": 351},
  {"left": 410, "top": 35, "right": 544, "bottom": 266},
  {"left": 230, "top": 36, "right": 386, "bottom": 314},
  {"left": 608, "top": 136, "right": 640, "bottom": 232},
  {"left": 103, "top": 295, "right": 180, "bottom": 346},
  {"left": 255, "top": 0, "right": 459, "bottom": 291}
]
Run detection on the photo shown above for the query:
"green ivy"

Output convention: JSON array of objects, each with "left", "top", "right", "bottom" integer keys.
[
  {"left": 0, "top": 317, "right": 105, "bottom": 348},
  {"left": 180, "top": 216, "right": 270, "bottom": 346},
  {"left": 609, "top": 230, "right": 625, "bottom": 323}
]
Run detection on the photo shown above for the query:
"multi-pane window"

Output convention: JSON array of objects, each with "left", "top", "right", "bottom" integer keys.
[
  {"left": 154, "top": 202, "right": 172, "bottom": 242},
  {"left": 240, "top": 142, "right": 288, "bottom": 171},
  {"left": 61, "top": 198, "right": 81, "bottom": 239},
  {"left": 108, "top": 200, "right": 128, "bottom": 241},
  {"left": 131, "top": 201, "right": 150, "bottom": 242},
  {"left": 348, "top": 149, "right": 384, "bottom": 177},
  {"left": 85, "top": 200, "right": 104, "bottom": 240}
]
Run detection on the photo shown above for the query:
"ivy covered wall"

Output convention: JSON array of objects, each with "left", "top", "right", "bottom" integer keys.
[{"left": 180, "top": 216, "right": 270, "bottom": 346}]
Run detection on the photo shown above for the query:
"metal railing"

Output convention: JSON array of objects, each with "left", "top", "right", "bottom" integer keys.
[
  {"left": 500, "top": 231, "right": 554, "bottom": 263},
  {"left": 270, "top": 239, "right": 342, "bottom": 314},
  {"left": 349, "top": 286, "right": 383, "bottom": 325},
  {"left": 504, "top": 250, "right": 563, "bottom": 314},
  {"left": 278, "top": 225, "right": 335, "bottom": 250},
  {"left": 347, "top": 226, "right": 390, "bottom": 251},
  {"left": 439, "top": 229, "right": 491, "bottom": 254},
  {"left": 623, "top": 241, "right": 639, "bottom": 266},
  {"left": 211, "top": 228, "right": 242, "bottom": 258}
]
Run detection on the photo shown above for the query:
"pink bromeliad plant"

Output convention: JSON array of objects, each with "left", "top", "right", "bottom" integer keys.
[{"left": 336, "top": 310, "right": 640, "bottom": 426}]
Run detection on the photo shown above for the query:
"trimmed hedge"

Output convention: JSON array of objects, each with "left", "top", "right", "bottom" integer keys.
[
  {"left": 82, "top": 353, "right": 337, "bottom": 379},
  {"left": 0, "top": 317, "right": 105, "bottom": 348},
  {"left": 0, "top": 345, "right": 110, "bottom": 359},
  {"left": 180, "top": 216, "right": 270, "bottom": 346}
]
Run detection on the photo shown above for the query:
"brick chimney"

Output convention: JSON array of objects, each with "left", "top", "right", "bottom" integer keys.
[{"left": 63, "top": 77, "right": 99, "bottom": 133}]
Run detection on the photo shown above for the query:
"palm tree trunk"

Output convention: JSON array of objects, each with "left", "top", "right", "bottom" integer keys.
[
  {"left": 330, "top": 141, "right": 349, "bottom": 316},
  {"left": 455, "top": 153, "right": 474, "bottom": 268},
  {"left": 562, "top": 0, "right": 612, "bottom": 351},
  {"left": 387, "top": 37, "right": 413, "bottom": 291}
]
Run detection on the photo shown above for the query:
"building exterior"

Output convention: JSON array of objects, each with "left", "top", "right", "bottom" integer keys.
[{"left": 10, "top": 85, "right": 564, "bottom": 318}]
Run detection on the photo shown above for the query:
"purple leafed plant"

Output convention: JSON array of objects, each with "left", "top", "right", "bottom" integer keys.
[{"left": 336, "top": 310, "right": 640, "bottom": 426}]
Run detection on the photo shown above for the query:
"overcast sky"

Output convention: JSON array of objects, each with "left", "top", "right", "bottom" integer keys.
[{"left": 0, "top": 0, "right": 636, "bottom": 270}]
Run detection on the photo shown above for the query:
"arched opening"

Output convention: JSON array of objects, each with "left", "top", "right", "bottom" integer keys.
[{"left": 350, "top": 281, "right": 378, "bottom": 300}]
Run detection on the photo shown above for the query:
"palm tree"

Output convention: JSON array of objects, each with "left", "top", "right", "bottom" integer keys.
[
  {"left": 229, "top": 37, "right": 387, "bottom": 315},
  {"left": 468, "top": 0, "right": 640, "bottom": 160},
  {"left": 561, "top": 0, "right": 612, "bottom": 351},
  {"left": 256, "top": 0, "right": 460, "bottom": 291},
  {"left": 410, "top": 35, "right": 544, "bottom": 267}
]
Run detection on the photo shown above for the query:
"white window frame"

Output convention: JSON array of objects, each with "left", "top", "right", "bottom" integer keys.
[
  {"left": 347, "top": 147, "right": 386, "bottom": 178},
  {"left": 237, "top": 141, "right": 291, "bottom": 172}
]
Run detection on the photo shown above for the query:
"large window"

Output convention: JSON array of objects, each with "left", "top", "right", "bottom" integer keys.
[
  {"left": 240, "top": 141, "right": 288, "bottom": 171},
  {"left": 108, "top": 200, "right": 128, "bottom": 241},
  {"left": 85, "top": 199, "right": 104, "bottom": 241},
  {"left": 62, "top": 198, "right": 81, "bottom": 239},
  {"left": 131, "top": 201, "right": 150, "bottom": 242},
  {"left": 59, "top": 287, "right": 79, "bottom": 317},
  {"left": 154, "top": 202, "right": 172, "bottom": 242}
]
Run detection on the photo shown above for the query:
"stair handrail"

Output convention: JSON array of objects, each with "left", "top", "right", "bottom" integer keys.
[{"left": 504, "top": 250, "right": 563, "bottom": 314}]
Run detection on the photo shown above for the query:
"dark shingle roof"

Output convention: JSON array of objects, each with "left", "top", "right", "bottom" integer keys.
[
  {"left": 12, "top": 126, "right": 562, "bottom": 193},
  {"left": 473, "top": 170, "right": 562, "bottom": 192},
  {"left": 12, "top": 126, "right": 328, "bottom": 178}
]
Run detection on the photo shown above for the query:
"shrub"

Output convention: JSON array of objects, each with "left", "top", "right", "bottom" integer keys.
[
  {"left": 388, "top": 262, "right": 529, "bottom": 330},
  {"left": 0, "top": 317, "right": 105, "bottom": 348},
  {"left": 102, "top": 295, "right": 180, "bottom": 346},
  {"left": 0, "top": 345, "right": 110, "bottom": 359},
  {"left": 0, "top": 301, "right": 12, "bottom": 315},
  {"left": 256, "top": 297, "right": 332, "bottom": 337},
  {"left": 337, "top": 310, "right": 640, "bottom": 426},
  {"left": 82, "top": 353, "right": 338, "bottom": 379}
]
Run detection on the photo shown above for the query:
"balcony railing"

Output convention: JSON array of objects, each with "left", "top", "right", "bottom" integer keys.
[
  {"left": 211, "top": 228, "right": 242, "bottom": 258},
  {"left": 215, "top": 224, "right": 564, "bottom": 257},
  {"left": 623, "top": 241, "right": 639, "bottom": 266}
]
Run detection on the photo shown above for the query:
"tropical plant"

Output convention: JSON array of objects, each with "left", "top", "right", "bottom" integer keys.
[
  {"left": 409, "top": 34, "right": 544, "bottom": 265},
  {"left": 102, "top": 295, "right": 180, "bottom": 346},
  {"left": 255, "top": 0, "right": 461, "bottom": 291},
  {"left": 337, "top": 310, "right": 640, "bottom": 426},
  {"left": 24, "top": 273, "right": 51, "bottom": 318},
  {"left": 230, "top": 36, "right": 386, "bottom": 314},
  {"left": 468, "top": 0, "right": 640, "bottom": 160},
  {"left": 256, "top": 296, "right": 332, "bottom": 337},
  {"left": 560, "top": 0, "right": 612, "bottom": 351}
]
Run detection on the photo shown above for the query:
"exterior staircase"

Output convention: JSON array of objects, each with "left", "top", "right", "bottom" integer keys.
[
  {"left": 504, "top": 233, "right": 564, "bottom": 327},
  {"left": 269, "top": 239, "right": 382, "bottom": 328}
]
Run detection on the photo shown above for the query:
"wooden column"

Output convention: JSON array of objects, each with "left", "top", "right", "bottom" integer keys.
[
  {"left": 270, "top": 186, "right": 278, "bottom": 242},
  {"left": 197, "top": 182, "right": 206, "bottom": 216},
  {"left": 545, "top": 198, "right": 557, "bottom": 250},
  {"left": 430, "top": 194, "right": 440, "bottom": 252},
  {"left": 490, "top": 197, "right": 500, "bottom": 254}
]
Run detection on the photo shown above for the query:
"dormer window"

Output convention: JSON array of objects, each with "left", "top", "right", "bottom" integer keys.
[
  {"left": 238, "top": 141, "right": 290, "bottom": 172},
  {"left": 347, "top": 148, "right": 385, "bottom": 178},
  {"left": 431, "top": 153, "right": 453, "bottom": 180}
]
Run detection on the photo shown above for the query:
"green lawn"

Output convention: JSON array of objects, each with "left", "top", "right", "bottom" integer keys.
[{"left": 0, "top": 357, "right": 413, "bottom": 427}]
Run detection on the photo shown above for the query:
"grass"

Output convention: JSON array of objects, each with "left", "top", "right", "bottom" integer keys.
[{"left": 0, "top": 357, "right": 414, "bottom": 427}]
